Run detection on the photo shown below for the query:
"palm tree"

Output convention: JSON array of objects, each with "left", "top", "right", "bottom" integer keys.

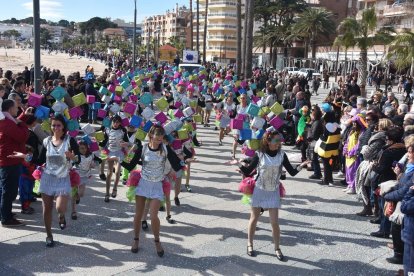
[
  {"left": 190, "top": 0, "right": 193, "bottom": 50},
  {"left": 244, "top": 0, "right": 254, "bottom": 78},
  {"left": 333, "top": 31, "right": 356, "bottom": 77},
  {"left": 290, "top": 8, "right": 336, "bottom": 61},
  {"left": 202, "top": 0, "right": 209, "bottom": 63},
  {"left": 337, "top": 8, "right": 378, "bottom": 96},
  {"left": 388, "top": 31, "right": 414, "bottom": 76}
]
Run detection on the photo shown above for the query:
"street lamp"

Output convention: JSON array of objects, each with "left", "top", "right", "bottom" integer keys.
[
  {"left": 33, "top": 0, "right": 41, "bottom": 94},
  {"left": 146, "top": 30, "right": 151, "bottom": 63},
  {"left": 155, "top": 25, "right": 161, "bottom": 64},
  {"left": 133, "top": 0, "right": 137, "bottom": 69}
]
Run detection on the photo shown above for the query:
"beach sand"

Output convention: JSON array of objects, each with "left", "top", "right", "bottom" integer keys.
[{"left": 0, "top": 48, "right": 107, "bottom": 78}]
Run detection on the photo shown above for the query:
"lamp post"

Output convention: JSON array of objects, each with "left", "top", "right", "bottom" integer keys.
[
  {"left": 146, "top": 30, "right": 151, "bottom": 63},
  {"left": 133, "top": 0, "right": 137, "bottom": 69},
  {"left": 156, "top": 25, "right": 161, "bottom": 64},
  {"left": 33, "top": 0, "right": 41, "bottom": 94}
]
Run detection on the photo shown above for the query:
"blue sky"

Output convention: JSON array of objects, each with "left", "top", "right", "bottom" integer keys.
[{"left": 0, "top": 0, "right": 189, "bottom": 23}]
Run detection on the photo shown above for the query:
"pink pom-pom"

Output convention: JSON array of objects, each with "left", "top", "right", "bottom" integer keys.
[
  {"left": 127, "top": 170, "right": 142, "bottom": 187},
  {"left": 32, "top": 167, "right": 43, "bottom": 180},
  {"left": 162, "top": 179, "right": 171, "bottom": 196},
  {"left": 69, "top": 169, "right": 80, "bottom": 187},
  {"left": 238, "top": 177, "right": 256, "bottom": 195}
]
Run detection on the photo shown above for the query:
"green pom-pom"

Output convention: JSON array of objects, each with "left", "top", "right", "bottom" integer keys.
[
  {"left": 241, "top": 194, "right": 252, "bottom": 205},
  {"left": 33, "top": 180, "right": 40, "bottom": 195},
  {"left": 126, "top": 186, "right": 136, "bottom": 203}
]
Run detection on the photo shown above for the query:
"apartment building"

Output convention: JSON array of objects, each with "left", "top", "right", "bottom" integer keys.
[
  {"left": 193, "top": 0, "right": 238, "bottom": 64},
  {"left": 111, "top": 19, "right": 143, "bottom": 39},
  {"left": 142, "top": 4, "right": 190, "bottom": 46},
  {"left": 356, "top": 0, "right": 414, "bottom": 32}
]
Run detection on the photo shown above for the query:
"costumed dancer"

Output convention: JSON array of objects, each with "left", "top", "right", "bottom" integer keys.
[
  {"left": 203, "top": 87, "right": 215, "bottom": 127},
  {"left": 38, "top": 114, "right": 80, "bottom": 247},
  {"left": 238, "top": 128, "right": 309, "bottom": 259},
  {"left": 71, "top": 141, "right": 96, "bottom": 220},
  {"left": 232, "top": 93, "right": 250, "bottom": 160},
  {"left": 100, "top": 115, "right": 129, "bottom": 202},
  {"left": 215, "top": 94, "right": 236, "bottom": 146},
  {"left": 130, "top": 125, "right": 178, "bottom": 257},
  {"left": 122, "top": 125, "right": 142, "bottom": 185}
]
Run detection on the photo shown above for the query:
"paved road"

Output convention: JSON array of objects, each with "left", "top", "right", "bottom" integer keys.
[{"left": 0, "top": 85, "right": 402, "bottom": 275}]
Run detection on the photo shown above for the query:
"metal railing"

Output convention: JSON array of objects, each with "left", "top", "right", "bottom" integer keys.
[{"left": 207, "top": 24, "right": 237, "bottom": 29}]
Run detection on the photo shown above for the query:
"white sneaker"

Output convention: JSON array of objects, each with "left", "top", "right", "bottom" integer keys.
[
  {"left": 346, "top": 189, "right": 356, "bottom": 194},
  {"left": 328, "top": 183, "right": 335, "bottom": 187},
  {"left": 335, "top": 172, "right": 344, "bottom": 178},
  {"left": 342, "top": 187, "right": 350, "bottom": 192}
]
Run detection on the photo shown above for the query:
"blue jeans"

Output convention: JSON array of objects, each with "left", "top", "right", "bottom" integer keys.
[
  {"left": 312, "top": 152, "right": 321, "bottom": 177},
  {"left": 404, "top": 242, "right": 414, "bottom": 276},
  {"left": 0, "top": 165, "right": 21, "bottom": 223},
  {"left": 379, "top": 196, "right": 391, "bottom": 234}
]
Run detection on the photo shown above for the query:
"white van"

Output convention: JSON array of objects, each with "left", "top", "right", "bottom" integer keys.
[
  {"left": 284, "top": 67, "right": 299, "bottom": 75},
  {"left": 178, "top": 63, "right": 202, "bottom": 74}
]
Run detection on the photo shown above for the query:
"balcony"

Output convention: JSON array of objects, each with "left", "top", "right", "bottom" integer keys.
[
  {"left": 207, "top": 24, "right": 237, "bottom": 30},
  {"left": 208, "top": 12, "right": 237, "bottom": 19},
  {"left": 208, "top": 46, "right": 237, "bottom": 52},
  {"left": 207, "top": 35, "right": 236, "bottom": 41},
  {"left": 209, "top": 1, "right": 237, "bottom": 6},
  {"left": 383, "top": 2, "right": 414, "bottom": 17}
]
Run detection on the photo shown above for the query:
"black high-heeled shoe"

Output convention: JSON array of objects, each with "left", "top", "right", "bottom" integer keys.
[
  {"left": 131, "top": 237, "right": 139, "bottom": 253},
  {"left": 154, "top": 239, "right": 164, "bottom": 257},
  {"left": 247, "top": 245, "right": 255, "bottom": 257},
  {"left": 59, "top": 215, "right": 66, "bottom": 230},
  {"left": 141, "top": 220, "right": 148, "bottom": 231},
  {"left": 46, "top": 236, "right": 54, "bottom": 247}
]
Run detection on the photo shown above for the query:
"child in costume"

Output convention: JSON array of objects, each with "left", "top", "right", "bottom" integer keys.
[
  {"left": 19, "top": 146, "right": 36, "bottom": 214},
  {"left": 343, "top": 114, "right": 366, "bottom": 194},
  {"left": 71, "top": 141, "right": 97, "bottom": 220},
  {"left": 215, "top": 94, "right": 236, "bottom": 145},
  {"left": 100, "top": 115, "right": 129, "bottom": 203},
  {"left": 122, "top": 125, "right": 143, "bottom": 185},
  {"left": 296, "top": 105, "right": 311, "bottom": 162}
]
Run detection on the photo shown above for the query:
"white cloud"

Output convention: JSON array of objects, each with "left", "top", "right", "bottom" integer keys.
[{"left": 22, "top": 0, "right": 64, "bottom": 20}]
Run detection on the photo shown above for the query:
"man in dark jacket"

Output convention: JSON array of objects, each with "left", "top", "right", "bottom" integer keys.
[
  {"left": 383, "top": 166, "right": 414, "bottom": 265},
  {"left": 0, "top": 100, "right": 29, "bottom": 227}
]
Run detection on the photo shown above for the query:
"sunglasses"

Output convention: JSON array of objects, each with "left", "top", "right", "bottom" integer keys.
[{"left": 51, "top": 124, "right": 63, "bottom": 128}]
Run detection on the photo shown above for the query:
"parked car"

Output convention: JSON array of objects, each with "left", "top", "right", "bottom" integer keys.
[
  {"left": 297, "top": 68, "right": 318, "bottom": 79},
  {"left": 284, "top": 67, "right": 299, "bottom": 75}
]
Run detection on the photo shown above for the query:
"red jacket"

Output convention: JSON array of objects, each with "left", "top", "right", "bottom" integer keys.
[{"left": 0, "top": 117, "right": 29, "bottom": 167}]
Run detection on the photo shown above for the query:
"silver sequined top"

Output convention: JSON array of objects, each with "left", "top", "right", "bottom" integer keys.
[
  {"left": 141, "top": 144, "right": 171, "bottom": 182},
  {"left": 43, "top": 136, "right": 70, "bottom": 178},
  {"left": 106, "top": 128, "right": 125, "bottom": 152},
  {"left": 255, "top": 151, "right": 284, "bottom": 191}
]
